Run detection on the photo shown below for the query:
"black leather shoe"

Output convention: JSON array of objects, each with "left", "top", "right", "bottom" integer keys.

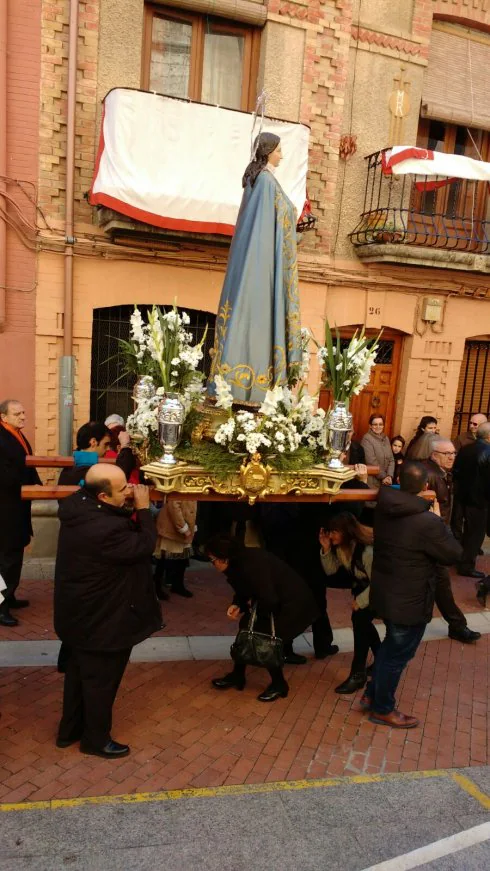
[
  {"left": 56, "top": 735, "right": 81, "bottom": 748},
  {"left": 257, "top": 684, "right": 289, "bottom": 702},
  {"left": 80, "top": 740, "right": 130, "bottom": 759},
  {"left": 315, "top": 644, "right": 339, "bottom": 660},
  {"left": 7, "top": 596, "right": 29, "bottom": 609},
  {"left": 448, "top": 627, "right": 481, "bottom": 643},
  {"left": 212, "top": 673, "right": 245, "bottom": 691},
  {"left": 171, "top": 586, "right": 193, "bottom": 598},
  {"left": 284, "top": 652, "right": 307, "bottom": 665},
  {"left": 457, "top": 568, "right": 485, "bottom": 579},
  {"left": 0, "top": 611, "right": 19, "bottom": 627},
  {"left": 335, "top": 671, "right": 367, "bottom": 694}
]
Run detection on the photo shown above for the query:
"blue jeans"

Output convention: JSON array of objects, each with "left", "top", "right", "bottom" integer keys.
[{"left": 366, "top": 621, "right": 426, "bottom": 714}]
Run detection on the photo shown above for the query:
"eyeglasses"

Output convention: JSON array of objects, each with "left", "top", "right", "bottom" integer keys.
[
  {"left": 433, "top": 450, "right": 456, "bottom": 457},
  {"left": 469, "top": 421, "right": 479, "bottom": 427}
]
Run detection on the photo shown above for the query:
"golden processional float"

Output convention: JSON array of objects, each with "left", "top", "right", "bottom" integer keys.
[{"left": 116, "top": 119, "right": 381, "bottom": 504}]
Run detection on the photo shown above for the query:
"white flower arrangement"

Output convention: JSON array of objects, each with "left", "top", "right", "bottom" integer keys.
[
  {"left": 316, "top": 322, "right": 380, "bottom": 403},
  {"left": 122, "top": 305, "right": 207, "bottom": 441},
  {"left": 213, "top": 379, "right": 326, "bottom": 459},
  {"left": 126, "top": 393, "right": 160, "bottom": 440}
]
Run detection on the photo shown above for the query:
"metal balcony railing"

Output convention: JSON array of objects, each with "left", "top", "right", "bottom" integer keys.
[{"left": 349, "top": 149, "right": 490, "bottom": 254}]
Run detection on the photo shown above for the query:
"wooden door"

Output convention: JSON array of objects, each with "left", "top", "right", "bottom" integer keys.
[{"left": 319, "top": 330, "right": 403, "bottom": 440}]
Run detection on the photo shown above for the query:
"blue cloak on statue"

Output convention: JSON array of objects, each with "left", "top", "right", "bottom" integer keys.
[{"left": 208, "top": 168, "right": 301, "bottom": 405}]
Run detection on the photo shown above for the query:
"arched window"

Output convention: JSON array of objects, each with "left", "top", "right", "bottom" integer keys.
[{"left": 90, "top": 304, "right": 216, "bottom": 423}]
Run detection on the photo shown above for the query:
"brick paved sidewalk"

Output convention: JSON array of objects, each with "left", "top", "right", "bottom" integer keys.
[
  {"left": 1, "top": 561, "right": 487, "bottom": 642},
  {"left": 0, "top": 634, "right": 488, "bottom": 804}
]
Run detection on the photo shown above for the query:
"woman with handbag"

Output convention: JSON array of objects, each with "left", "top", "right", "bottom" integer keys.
[
  {"left": 319, "top": 512, "right": 381, "bottom": 694},
  {"left": 205, "top": 535, "right": 319, "bottom": 702}
]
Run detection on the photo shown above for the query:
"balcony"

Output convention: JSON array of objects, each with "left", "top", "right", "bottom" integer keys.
[{"left": 349, "top": 149, "right": 490, "bottom": 274}]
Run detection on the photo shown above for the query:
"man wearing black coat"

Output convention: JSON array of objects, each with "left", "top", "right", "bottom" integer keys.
[
  {"left": 0, "top": 399, "right": 42, "bottom": 627},
  {"left": 54, "top": 464, "right": 162, "bottom": 758},
  {"left": 366, "top": 462, "right": 462, "bottom": 729},
  {"left": 452, "top": 421, "right": 490, "bottom": 578},
  {"left": 205, "top": 536, "right": 319, "bottom": 701},
  {"left": 423, "top": 438, "right": 480, "bottom": 644}
]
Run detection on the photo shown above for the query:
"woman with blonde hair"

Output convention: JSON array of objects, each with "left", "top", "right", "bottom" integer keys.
[{"left": 319, "top": 512, "right": 381, "bottom": 694}]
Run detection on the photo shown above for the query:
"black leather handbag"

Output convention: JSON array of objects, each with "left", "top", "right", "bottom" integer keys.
[{"left": 230, "top": 604, "right": 284, "bottom": 669}]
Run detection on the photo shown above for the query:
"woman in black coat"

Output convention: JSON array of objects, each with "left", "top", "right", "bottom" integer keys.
[{"left": 205, "top": 536, "right": 319, "bottom": 702}]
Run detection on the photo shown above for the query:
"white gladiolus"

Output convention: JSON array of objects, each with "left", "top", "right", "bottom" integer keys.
[{"left": 214, "top": 375, "right": 234, "bottom": 410}]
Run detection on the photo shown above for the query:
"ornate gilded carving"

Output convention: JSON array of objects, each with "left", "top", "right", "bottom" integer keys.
[{"left": 141, "top": 457, "right": 357, "bottom": 505}]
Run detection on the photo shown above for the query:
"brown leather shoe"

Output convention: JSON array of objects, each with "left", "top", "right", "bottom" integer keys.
[{"left": 369, "top": 709, "right": 419, "bottom": 729}]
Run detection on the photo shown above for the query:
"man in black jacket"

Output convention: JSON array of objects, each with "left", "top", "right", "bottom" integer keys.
[
  {"left": 453, "top": 421, "right": 490, "bottom": 578},
  {"left": 54, "top": 464, "right": 161, "bottom": 758},
  {"left": 366, "top": 462, "right": 462, "bottom": 729},
  {"left": 0, "top": 399, "right": 42, "bottom": 627},
  {"left": 423, "top": 438, "right": 480, "bottom": 644}
]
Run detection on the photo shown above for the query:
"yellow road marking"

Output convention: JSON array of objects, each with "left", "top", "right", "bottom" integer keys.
[
  {"left": 0, "top": 768, "right": 447, "bottom": 813},
  {"left": 450, "top": 772, "right": 490, "bottom": 811}
]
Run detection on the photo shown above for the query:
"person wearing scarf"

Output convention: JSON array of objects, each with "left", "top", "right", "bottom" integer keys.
[{"left": 0, "top": 399, "right": 41, "bottom": 626}]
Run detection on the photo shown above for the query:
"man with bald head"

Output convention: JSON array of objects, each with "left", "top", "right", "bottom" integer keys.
[
  {"left": 453, "top": 421, "right": 490, "bottom": 578},
  {"left": 54, "top": 464, "right": 161, "bottom": 758},
  {"left": 452, "top": 413, "right": 487, "bottom": 541},
  {"left": 424, "top": 437, "right": 480, "bottom": 643},
  {"left": 454, "top": 412, "right": 487, "bottom": 453},
  {"left": 0, "top": 398, "right": 42, "bottom": 626}
]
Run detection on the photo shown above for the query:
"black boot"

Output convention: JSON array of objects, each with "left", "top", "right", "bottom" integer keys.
[
  {"left": 257, "top": 682, "right": 289, "bottom": 702},
  {"left": 335, "top": 671, "right": 367, "bottom": 694},
  {"left": 212, "top": 671, "right": 245, "bottom": 691},
  {"left": 0, "top": 608, "right": 19, "bottom": 627}
]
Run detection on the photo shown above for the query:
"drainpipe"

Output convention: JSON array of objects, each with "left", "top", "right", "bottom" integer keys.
[
  {"left": 59, "top": 0, "right": 78, "bottom": 454},
  {"left": 0, "top": 0, "right": 7, "bottom": 332}
]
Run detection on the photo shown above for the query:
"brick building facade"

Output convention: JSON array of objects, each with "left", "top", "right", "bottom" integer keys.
[{"left": 1, "top": 0, "right": 490, "bottom": 458}]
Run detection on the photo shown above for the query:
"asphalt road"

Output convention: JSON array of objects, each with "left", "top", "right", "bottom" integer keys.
[{"left": 1, "top": 767, "right": 489, "bottom": 871}]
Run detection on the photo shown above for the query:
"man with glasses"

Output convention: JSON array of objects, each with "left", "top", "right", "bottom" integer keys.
[
  {"left": 452, "top": 413, "right": 487, "bottom": 542},
  {"left": 454, "top": 412, "right": 487, "bottom": 453},
  {"left": 453, "top": 421, "right": 490, "bottom": 578},
  {"left": 424, "top": 438, "right": 481, "bottom": 643}
]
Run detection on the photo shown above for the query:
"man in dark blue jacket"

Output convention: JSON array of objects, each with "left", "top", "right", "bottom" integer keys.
[{"left": 366, "top": 461, "right": 462, "bottom": 729}]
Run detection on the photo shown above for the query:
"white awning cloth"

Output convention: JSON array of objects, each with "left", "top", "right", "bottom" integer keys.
[
  {"left": 382, "top": 146, "right": 490, "bottom": 181},
  {"left": 89, "top": 88, "right": 310, "bottom": 236}
]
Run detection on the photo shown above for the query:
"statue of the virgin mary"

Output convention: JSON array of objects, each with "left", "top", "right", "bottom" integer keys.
[{"left": 208, "top": 132, "right": 301, "bottom": 406}]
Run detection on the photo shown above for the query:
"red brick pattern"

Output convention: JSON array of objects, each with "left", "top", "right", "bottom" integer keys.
[
  {"left": 0, "top": 635, "right": 488, "bottom": 803},
  {"left": 1, "top": 564, "right": 485, "bottom": 642},
  {"left": 39, "top": 0, "right": 99, "bottom": 226},
  {"left": 0, "top": 0, "right": 42, "bottom": 430},
  {"left": 351, "top": 25, "right": 423, "bottom": 56}
]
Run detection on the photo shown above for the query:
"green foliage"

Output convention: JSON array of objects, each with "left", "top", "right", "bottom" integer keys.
[
  {"left": 175, "top": 442, "right": 243, "bottom": 480},
  {"left": 271, "top": 446, "right": 319, "bottom": 471}
]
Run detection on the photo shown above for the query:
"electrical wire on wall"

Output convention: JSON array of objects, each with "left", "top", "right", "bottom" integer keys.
[{"left": 0, "top": 174, "right": 44, "bottom": 292}]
